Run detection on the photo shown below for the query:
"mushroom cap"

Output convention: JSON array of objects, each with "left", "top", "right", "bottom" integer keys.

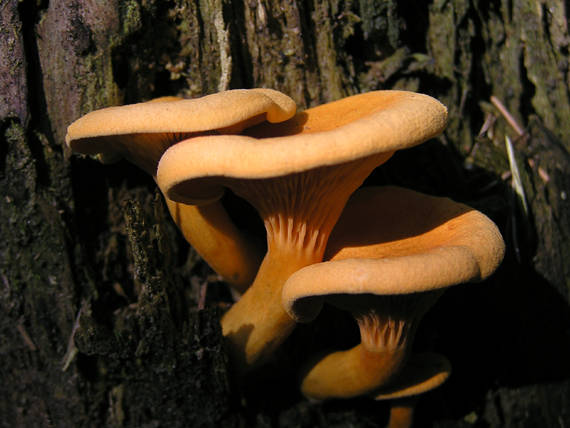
[
  {"left": 157, "top": 90, "right": 448, "bottom": 205},
  {"left": 282, "top": 186, "right": 505, "bottom": 322},
  {"left": 65, "top": 89, "right": 292, "bottom": 288},
  {"left": 374, "top": 352, "right": 451, "bottom": 400},
  {"left": 65, "top": 88, "right": 297, "bottom": 157}
]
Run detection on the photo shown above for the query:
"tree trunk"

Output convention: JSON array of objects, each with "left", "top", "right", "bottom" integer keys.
[{"left": 1, "top": 0, "right": 568, "bottom": 426}]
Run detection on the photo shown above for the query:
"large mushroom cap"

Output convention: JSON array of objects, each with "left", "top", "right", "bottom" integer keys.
[
  {"left": 282, "top": 186, "right": 505, "bottom": 323},
  {"left": 157, "top": 91, "right": 448, "bottom": 205},
  {"left": 65, "top": 89, "right": 295, "bottom": 290},
  {"left": 65, "top": 88, "right": 296, "bottom": 172},
  {"left": 66, "top": 88, "right": 296, "bottom": 148}
]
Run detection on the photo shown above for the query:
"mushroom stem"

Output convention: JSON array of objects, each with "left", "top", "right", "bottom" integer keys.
[
  {"left": 221, "top": 211, "right": 333, "bottom": 371},
  {"left": 221, "top": 157, "right": 386, "bottom": 372},
  {"left": 386, "top": 397, "right": 417, "bottom": 428},
  {"left": 164, "top": 199, "right": 262, "bottom": 292},
  {"left": 222, "top": 246, "right": 320, "bottom": 370},
  {"left": 301, "top": 344, "right": 408, "bottom": 400},
  {"left": 300, "top": 293, "right": 439, "bottom": 400}
]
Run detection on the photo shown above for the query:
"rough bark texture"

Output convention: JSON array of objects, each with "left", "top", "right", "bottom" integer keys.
[{"left": 1, "top": 0, "right": 569, "bottom": 427}]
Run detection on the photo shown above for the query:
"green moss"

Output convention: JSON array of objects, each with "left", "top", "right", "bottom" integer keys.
[
  {"left": 120, "top": 0, "right": 143, "bottom": 36},
  {"left": 428, "top": 0, "right": 455, "bottom": 81}
]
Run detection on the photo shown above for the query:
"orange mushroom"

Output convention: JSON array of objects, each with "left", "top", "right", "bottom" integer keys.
[
  {"left": 282, "top": 186, "right": 505, "bottom": 399},
  {"left": 157, "top": 91, "right": 448, "bottom": 371},
  {"left": 66, "top": 89, "right": 296, "bottom": 291}
]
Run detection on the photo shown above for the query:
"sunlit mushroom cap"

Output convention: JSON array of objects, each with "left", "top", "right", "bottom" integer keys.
[
  {"left": 157, "top": 91, "right": 448, "bottom": 205},
  {"left": 282, "top": 186, "right": 505, "bottom": 322},
  {"left": 374, "top": 352, "right": 451, "bottom": 400},
  {"left": 65, "top": 89, "right": 292, "bottom": 289},
  {"left": 65, "top": 88, "right": 296, "bottom": 171}
]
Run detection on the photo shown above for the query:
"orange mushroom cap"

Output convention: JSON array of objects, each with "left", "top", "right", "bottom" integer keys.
[
  {"left": 66, "top": 88, "right": 296, "bottom": 174},
  {"left": 158, "top": 91, "right": 447, "bottom": 205},
  {"left": 283, "top": 186, "right": 505, "bottom": 323},
  {"left": 65, "top": 88, "right": 297, "bottom": 291}
]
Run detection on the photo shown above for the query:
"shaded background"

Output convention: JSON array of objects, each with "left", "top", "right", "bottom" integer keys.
[{"left": 1, "top": 0, "right": 569, "bottom": 426}]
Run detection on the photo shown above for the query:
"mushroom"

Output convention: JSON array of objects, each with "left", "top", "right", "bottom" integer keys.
[
  {"left": 374, "top": 352, "right": 451, "bottom": 428},
  {"left": 157, "top": 91, "right": 448, "bottom": 371},
  {"left": 66, "top": 89, "right": 296, "bottom": 291},
  {"left": 281, "top": 186, "right": 505, "bottom": 399}
]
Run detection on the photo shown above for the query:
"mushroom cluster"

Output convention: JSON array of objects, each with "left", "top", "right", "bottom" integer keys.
[
  {"left": 67, "top": 88, "right": 504, "bottom": 426},
  {"left": 157, "top": 90, "right": 449, "bottom": 372},
  {"left": 282, "top": 185, "right": 504, "bottom": 425}
]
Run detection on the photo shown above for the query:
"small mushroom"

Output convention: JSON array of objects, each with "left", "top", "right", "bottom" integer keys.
[
  {"left": 282, "top": 186, "right": 504, "bottom": 399},
  {"left": 374, "top": 352, "right": 451, "bottom": 428},
  {"left": 157, "top": 91, "right": 448, "bottom": 371},
  {"left": 66, "top": 89, "right": 296, "bottom": 291}
]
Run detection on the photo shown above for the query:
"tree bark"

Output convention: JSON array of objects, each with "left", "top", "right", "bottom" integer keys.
[{"left": 1, "top": 0, "right": 569, "bottom": 426}]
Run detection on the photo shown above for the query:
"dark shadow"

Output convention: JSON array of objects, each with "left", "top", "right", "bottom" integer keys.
[
  {"left": 415, "top": 259, "right": 570, "bottom": 424},
  {"left": 70, "top": 155, "right": 156, "bottom": 323},
  {"left": 18, "top": 0, "right": 54, "bottom": 187},
  {"left": 396, "top": 0, "right": 431, "bottom": 54},
  {"left": 226, "top": 1, "right": 252, "bottom": 89},
  {"left": 0, "top": 119, "right": 12, "bottom": 179},
  {"left": 222, "top": 189, "right": 266, "bottom": 247}
]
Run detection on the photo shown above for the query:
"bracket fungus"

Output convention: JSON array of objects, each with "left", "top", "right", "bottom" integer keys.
[
  {"left": 66, "top": 89, "right": 296, "bottom": 291},
  {"left": 281, "top": 186, "right": 505, "bottom": 399},
  {"left": 157, "top": 91, "right": 448, "bottom": 371}
]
